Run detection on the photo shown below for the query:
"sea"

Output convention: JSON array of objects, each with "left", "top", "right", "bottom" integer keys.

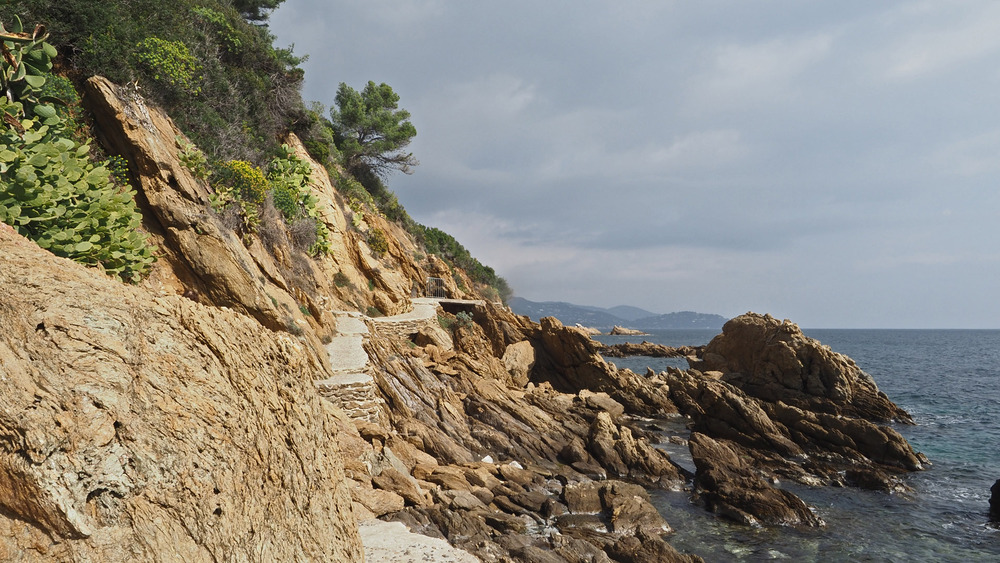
[{"left": 594, "top": 329, "right": 1000, "bottom": 562}]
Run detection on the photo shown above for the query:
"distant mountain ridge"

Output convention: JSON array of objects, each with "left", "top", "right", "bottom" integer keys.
[{"left": 508, "top": 297, "right": 728, "bottom": 330}]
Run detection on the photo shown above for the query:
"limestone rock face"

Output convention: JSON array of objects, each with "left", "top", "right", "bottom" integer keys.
[
  {"left": 0, "top": 226, "right": 362, "bottom": 562},
  {"left": 693, "top": 312, "right": 911, "bottom": 423}
]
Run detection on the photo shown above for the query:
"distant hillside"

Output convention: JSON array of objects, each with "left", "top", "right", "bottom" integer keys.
[
  {"left": 633, "top": 311, "right": 729, "bottom": 330},
  {"left": 509, "top": 297, "right": 728, "bottom": 330},
  {"left": 508, "top": 298, "right": 624, "bottom": 328}
]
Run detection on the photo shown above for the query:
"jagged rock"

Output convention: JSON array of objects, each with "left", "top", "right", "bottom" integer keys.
[
  {"left": 579, "top": 390, "right": 626, "bottom": 418},
  {"left": 665, "top": 370, "right": 803, "bottom": 456},
  {"left": 600, "top": 481, "right": 672, "bottom": 536},
  {"left": 0, "top": 226, "right": 361, "bottom": 561},
  {"left": 503, "top": 340, "right": 537, "bottom": 386},
  {"left": 413, "top": 324, "right": 454, "bottom": 351},
  {"left": 609, "top": 326, "right": 647, "bottom": 336},
  {"left": 689, "top": 433, "right": 823, "bottom": 527},
  {"left": 371, "top": 466, "right": 429, "bottom": 507},
  {"left": 532, "top": 317, "right": 678, "bottom": 417},
  {"left": 587, "top": 412, "right": 683, "bottom": 488},
  {"left": 351, "top": 482, "right": 405, "bottom": 517},
  {"left": 764, "top": 401, "right": 924, "bottom": 471},
  {"left": 692, "top": 312, "right": 912, "bottom": 423}
]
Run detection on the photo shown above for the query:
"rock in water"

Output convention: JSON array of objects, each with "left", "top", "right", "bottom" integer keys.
[
  {"left": 610, "top": 326, "right": 647, "bottom": 336},
  {"left": 0, "top": 226, "right": 362, "bottom": 562},
  {"left": 689, "top": 433, "right": 823, "bottom": 527},
  {"left": 692, "top": 312, "right": 912, "bottom": 423},
  {"left": 991, "top": 480, "right": 1000, "bottom": 521}
]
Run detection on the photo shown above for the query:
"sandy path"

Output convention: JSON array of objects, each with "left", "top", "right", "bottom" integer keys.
[{"left": 358, "top": 520, "right": 479, "bottom": 562}]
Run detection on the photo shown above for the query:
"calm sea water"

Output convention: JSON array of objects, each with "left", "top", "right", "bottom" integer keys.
[{"left": 595, "top": 329, "right": 1000, "bottom": 562}]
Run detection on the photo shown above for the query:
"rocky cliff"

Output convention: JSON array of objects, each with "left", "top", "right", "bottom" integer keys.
[{"left": 0, "top": 223, "right": 362, "bottom": 561}]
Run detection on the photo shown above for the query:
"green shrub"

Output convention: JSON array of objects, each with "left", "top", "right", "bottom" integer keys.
[
  {"left": 176, "top": 136, "right": 212, "bottom": 181},
  {"left": 0, "top": 100, "right": 155, "bottom": 282},
  {"left": 134, "top": 37, "right": 203, "bottom": 96},
  {"left": 367, "top": 227, "right": 388, "bottom": 257},
  {"left": 0, "top": 15, "right": 57, "bottom": 113},
  {"left": 266, "top": 145, "right": 330, "bottom": 255},
  {"left": 366, "top": 305, "right": 383, "bottom": 317},
  {"left": 105, "top": 155, "right": 131, "bottom": 187},
  {"left": 191, "top": 6, "right": 242, "bottom": 53},
  {"left": 270, "top": 183, "right": 299, "bottom": 219},
  {"left": 333, "top": 270, "right": 349, "bottom": 287},
  {"left": 216, "top": 159, "right": 268, "bottom": 204},
  {"left": 455, "top": 311, "right": 474, "bottom": 329}
]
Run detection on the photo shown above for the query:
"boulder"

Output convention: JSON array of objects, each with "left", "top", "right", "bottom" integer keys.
[
  {"left": 692, "top": 313, "right": 911, "bottom": 423},
  {"left": 689, "top": 433, "right": 823, "bottom": 527},
  {"left": 502, "top": 340, "right": 537, "bottom": 386},
  {"left": 606, "top": 529, "right": 704, "bottom": 563},
  {"left": 586, "top": 412, "right": 683, "bottom": 488},
  {"left": 991, "top": 480, "right": 1000, "bottom": 521}
]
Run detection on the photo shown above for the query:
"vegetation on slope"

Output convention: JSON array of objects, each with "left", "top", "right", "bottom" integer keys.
[{"left": 0, "top": 2, "right": 511, "bottom": 301}]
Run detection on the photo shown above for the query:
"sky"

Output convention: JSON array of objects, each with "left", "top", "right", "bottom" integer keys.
[{"left": 269, "top": 1, "right": 1000, "bottom": 328}]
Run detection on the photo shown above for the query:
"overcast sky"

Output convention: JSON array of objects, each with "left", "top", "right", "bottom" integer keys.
[{"left": 270, "top": 1, "right": 1000, "bottom": 328}]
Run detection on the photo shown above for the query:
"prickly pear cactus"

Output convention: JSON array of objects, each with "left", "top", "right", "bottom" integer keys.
[{"left": 1, "top": 15, "right": 57, "bottom": 117}]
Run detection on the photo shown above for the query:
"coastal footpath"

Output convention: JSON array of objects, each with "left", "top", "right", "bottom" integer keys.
[{"left": 0, "top": 77, "right": 926, "bottom": 562}]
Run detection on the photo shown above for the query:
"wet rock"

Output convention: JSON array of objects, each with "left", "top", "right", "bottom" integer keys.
[
  {"left": 689, "top": 433, "right": 823, "bottom": 527},
  {"left": 610, "top": 326, "right": 647, "bottom": 336},
  {"left": 991, "top": 480, "right": 1000, "bottom": 521},
  {"left": 605, "top": 529, "right": 705, "bottom": 563}
]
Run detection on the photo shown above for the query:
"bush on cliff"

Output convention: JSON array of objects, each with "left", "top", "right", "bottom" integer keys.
[
  {"left": 0, "top": 99, "right": 155, "bottom": 282},
  {"left": 0, "top": 0, "right": 308, "bottom": 164}
]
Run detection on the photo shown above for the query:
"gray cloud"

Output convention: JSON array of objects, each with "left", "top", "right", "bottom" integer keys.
[{"left": 270, "top": 1, "right": 1000, "bottom": 327}]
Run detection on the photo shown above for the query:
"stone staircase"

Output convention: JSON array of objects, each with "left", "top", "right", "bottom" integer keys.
[
  {"left": 316, "top": 298, "right": 486, "bottom": 424},
  {"left": 314, "top": 312, "right": 386, "bottom": 424}
]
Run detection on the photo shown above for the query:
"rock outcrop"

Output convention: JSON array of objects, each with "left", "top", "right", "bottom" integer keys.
[
  {"left": 0, "top": 224, "right": 362, "bottom": 561},
  {"left": 689, "top": 433, "right": 822, "bottom": 527},
  {"left": 658, "top": 313, "right": 926, "bottom": 524},
  {"left": 610, "top": 326, "right": 646, "bottom": 336},
  {"left": 600, "top": 342, "right": 702, "bottom": 359},
  {"left": 691, "top": 312, "right": 911, "bottom": 423},
  {"left": 991, "top": 480, "right": 1000, "bottom": 521}
]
